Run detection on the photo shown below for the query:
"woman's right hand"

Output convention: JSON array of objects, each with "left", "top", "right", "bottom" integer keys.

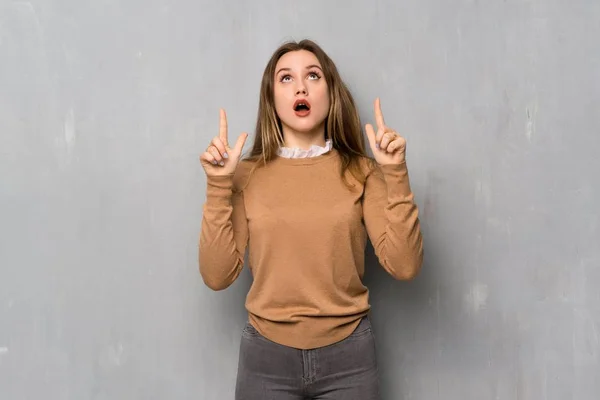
[{"left": 200, "top": 109, "right": 248, "bottom": 177}]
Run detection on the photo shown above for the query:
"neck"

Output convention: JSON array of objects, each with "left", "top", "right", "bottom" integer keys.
[{"left": 282, "top": 125, "right": 327, "bottom": 150}]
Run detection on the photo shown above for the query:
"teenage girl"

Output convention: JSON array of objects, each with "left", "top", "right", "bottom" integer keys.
[{"left": 199, "top": 39, "right": 424, "bottom": 400}]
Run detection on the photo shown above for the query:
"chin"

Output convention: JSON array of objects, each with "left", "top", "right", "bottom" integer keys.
[
  {"left": 292, "top": 123, "right": 323, "bottom": 133},
  {"left": 281, "top": 116, "right": 327, "bottom": 135}
]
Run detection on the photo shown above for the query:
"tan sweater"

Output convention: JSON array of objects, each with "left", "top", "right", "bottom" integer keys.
[{"left": 199, "top": 149, "right": 423, "bottom": 349}]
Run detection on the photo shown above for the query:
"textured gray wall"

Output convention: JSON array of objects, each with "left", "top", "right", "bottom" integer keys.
[{"left": 1, "top": 0, "right": 599, "bottom": 399}]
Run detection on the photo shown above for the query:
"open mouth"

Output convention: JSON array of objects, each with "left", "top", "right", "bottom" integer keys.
[{"left": 293, "top": 99, "right": 311, "bottom": 115}]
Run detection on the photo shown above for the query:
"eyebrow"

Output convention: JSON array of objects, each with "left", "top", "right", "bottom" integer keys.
[{"left": 275, "top": 64, "right": 323, "bottom": 76}]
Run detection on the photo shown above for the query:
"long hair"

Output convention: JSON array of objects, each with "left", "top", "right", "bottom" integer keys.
[{"left": 244, "top": 39, "right": 374, "bottom": 188}]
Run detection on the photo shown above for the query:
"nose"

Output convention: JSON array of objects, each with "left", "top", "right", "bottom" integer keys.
[{"left": 295, "top": 85, "right": 307, "bottom": 96}]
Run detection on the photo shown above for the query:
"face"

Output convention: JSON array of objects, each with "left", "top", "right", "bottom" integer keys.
[{"left": 273, "top": 50, "right": 330, "bottom": 137}]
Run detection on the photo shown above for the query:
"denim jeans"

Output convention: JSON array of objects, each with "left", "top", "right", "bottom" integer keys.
[{"left": 234, "top": 316, "right": 380, "bottom": 399}]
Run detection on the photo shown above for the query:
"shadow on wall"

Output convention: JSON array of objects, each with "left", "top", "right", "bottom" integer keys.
[
  {"left": 363, "top": 239, "right": 436, "bottom": 397},
  {"left": 362, "top": 168, "right": 524, "bottom": 398}
]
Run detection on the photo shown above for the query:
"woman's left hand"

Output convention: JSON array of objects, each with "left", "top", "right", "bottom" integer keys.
[{"left": 365, "top": 98, "right": 406, "bottom": 165}]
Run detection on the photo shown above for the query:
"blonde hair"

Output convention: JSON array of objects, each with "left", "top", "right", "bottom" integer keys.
[{"left": 244, "top": 39, "right": 374, "bottom": 188}]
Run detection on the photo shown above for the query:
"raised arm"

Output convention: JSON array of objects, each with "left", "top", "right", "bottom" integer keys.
[
  {"left": 198, "top": 109, "right": 249, "bottom": 290},
  {"left": 363, "top": 98, "right": 423, "bottom": 280},
  {"left": 363, "top": 163, "right": 423, "bottom": 280},
  {"left": 199, "top": 173, "right": 249, "bottom": 290}
]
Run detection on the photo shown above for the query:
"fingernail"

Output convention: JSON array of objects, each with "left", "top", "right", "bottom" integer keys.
[
  {"left": 212, "top": 160, "right": 217, "bottom": 165},
  {"left": 219, "top": 161, "right": 225, "bottom": 166},
  {"left": 223, "top": 152, "right": 229, "bottom": 159},
  {"left": 376, "top": 143, "right": 380, "bottom": 149}
]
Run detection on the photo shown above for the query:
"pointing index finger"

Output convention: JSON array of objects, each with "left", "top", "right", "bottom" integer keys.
[
  {"left": 219, "top": 108, "right": 228, "bottom": 146},
  {"left": 375, "top": 97, "right": 386, "bottom": 130}
]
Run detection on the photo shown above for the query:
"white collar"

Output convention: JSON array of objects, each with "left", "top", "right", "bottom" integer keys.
[{"left": 277, "top": 140, "right": 332, "bottom": 159}]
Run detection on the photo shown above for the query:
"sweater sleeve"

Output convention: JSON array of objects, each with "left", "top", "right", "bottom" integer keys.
[
  {"left": 198, "top": 165, "right": 249, "bottom": 290},
  {"left": 362, "top": 161, "right": 424, "bottom": 280}
]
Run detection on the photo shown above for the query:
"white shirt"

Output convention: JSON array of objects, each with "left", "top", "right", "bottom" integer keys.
[{"left": 277, "top": 140, "right": 332, "bottom": 159}]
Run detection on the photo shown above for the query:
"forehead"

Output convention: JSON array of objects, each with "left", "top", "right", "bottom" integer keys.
[{"left": 275, "top": 50, "right": 321, "bottom": 70}]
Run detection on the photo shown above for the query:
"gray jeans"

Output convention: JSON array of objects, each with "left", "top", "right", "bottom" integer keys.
[{"left": 234, "top": 316, "right": 380, "bottom": 399}]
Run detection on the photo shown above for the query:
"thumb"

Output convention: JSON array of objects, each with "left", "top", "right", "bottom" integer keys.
[
  {"left": 365, "top": 124, "right": 377, "bottom": 151},
  {"left": 233, "top": 132, "right": 249, "bottom": 155}
]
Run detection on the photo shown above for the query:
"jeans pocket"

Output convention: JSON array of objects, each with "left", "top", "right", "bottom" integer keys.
[
  {"left": 347, "top": 318, "right": 373, "bottom": 340},
  {"left": 241, "top": 321, "right": 260, "bottom": 338}
]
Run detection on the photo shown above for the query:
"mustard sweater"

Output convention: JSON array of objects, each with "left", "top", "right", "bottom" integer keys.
[{"left": 199, "top": 149, "right": 423, "bottom": 349}]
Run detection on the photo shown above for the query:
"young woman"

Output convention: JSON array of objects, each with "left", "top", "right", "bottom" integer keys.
[{"left": 198, "top": 39, "right": 423, "bottom": 399}]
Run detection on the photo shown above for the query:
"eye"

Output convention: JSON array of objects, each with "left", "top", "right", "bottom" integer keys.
[
  {"left": 308, "top": 71, "right": 321, "bottom": 80},
  {"left": 280, "top": 74, "right": 292, "bottom": 83}
]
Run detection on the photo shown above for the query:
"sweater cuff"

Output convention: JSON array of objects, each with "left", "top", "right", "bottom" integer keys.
[
  {"left": 205, "top": 174, "right": 235, "bottom": 204},
  {"left": 379, "top": 162, "right": 413, "bottom": 199}
]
